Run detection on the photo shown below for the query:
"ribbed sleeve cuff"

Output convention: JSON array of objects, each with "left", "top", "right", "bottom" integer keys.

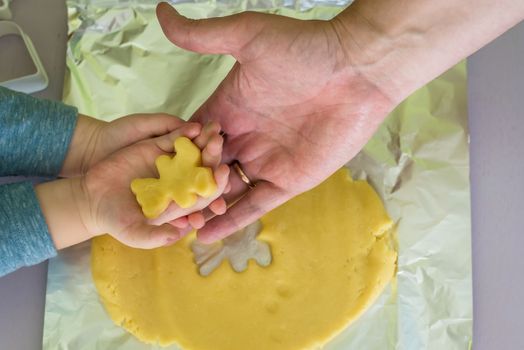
[
  {"left": 0, "top": 86, "right": 78, "bottom": 177},
  {"left": 0, "top": 182, "right": 57, "bottom": 277}
]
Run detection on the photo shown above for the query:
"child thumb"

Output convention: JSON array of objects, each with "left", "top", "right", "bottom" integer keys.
[{"left": 130, "top": 222, "right": 181, "bottom": 249}]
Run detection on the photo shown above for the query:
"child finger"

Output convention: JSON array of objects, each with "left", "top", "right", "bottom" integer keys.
[
  {"left": 154, "top": 122, "right": 202, "bottom": 153},
  {"left": 194, "top": 121, "right": 221, "bottom": 149},
  {"left": 214, "top": 164, "right": 230, "bottom": 192},
  {"left": 170, "top": 216, "right": 189, "bottom": 229},
  {"left": 209, "top": 197, "right": 227, "bottom": 215},
  {"left": 188, "top": 211, "right": 206, "bottom": 229},
  {"left": 202, "top": 134, "right": 223, "bottom": 167},
  {"left": 125, "top": 223, "right": 181, "bottom": 249}
]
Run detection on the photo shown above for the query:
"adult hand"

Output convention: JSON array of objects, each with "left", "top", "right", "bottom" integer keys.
[
  {"left": 60, "top": 113, "right": 192, "bottom": 177},
  {"left": 157, "top": 3, "right": 397, "bottom": 242}
]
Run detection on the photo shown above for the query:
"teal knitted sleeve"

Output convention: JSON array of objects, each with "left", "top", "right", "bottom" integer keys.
[
  {"left": 0, "top": 87, "right": 79, "bottom": 277},
  {"left": 0, "top": 182, "right": 57, "bottom": 277},
  {"left": 0, "top": 86, "right": 78, "bottom": 176}
]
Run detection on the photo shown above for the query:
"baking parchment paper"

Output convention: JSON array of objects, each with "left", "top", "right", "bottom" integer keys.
[{"left": 43, "top": 1, "right": 472, "bottom": 349}]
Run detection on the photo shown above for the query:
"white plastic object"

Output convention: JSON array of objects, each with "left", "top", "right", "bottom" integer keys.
[
  {"left": 0, "top": 0, "right": 11, "bottom": 20},
  {"left": 0, "top": 21, "right": 49, "bottom": 93}
]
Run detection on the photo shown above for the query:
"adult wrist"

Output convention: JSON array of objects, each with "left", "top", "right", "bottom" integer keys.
[
  {"left": 329, "top": 8, "right": 408, "bottom": 107},
  {"left": 331, "top": 0, "right": 524, "bottom": 107}
]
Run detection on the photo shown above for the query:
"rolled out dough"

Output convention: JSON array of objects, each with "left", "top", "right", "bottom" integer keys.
[{"left": 91, "top": 168, "right": 397, "bottom": 350}]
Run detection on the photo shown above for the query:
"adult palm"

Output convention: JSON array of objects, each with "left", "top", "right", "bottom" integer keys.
[{"left": 157, "top": 3, "right": 396, "bottom": 242}]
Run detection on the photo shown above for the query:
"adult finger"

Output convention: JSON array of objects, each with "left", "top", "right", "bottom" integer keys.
[
  {"left": 195, "top": 160, "right": 256, "bottom": 223},
  {"left": 197, "top": 162, "right": 254, "bottom": 225},
  {"left": 197, "top": 182, "right": 288, "bottom": 243}
]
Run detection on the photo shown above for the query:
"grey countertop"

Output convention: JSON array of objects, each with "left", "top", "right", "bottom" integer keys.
[
  {"left": 469, "top": 21, "right": 524, "bottom": 349},
  {"left": 0, "top": 1, "right": 523, "bottom": 349}
]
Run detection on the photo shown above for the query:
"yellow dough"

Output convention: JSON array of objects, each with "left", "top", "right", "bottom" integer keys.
[
  {"left": 130, "top": 137, "right": 217, "bottom": 218},
  {"left": 92, "top": 169, "right": 397, "bottom": 350}
]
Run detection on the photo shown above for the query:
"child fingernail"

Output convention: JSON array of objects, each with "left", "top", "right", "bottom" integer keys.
[{"left": 165, "top": 236, "right": 179, "bottom": 245}]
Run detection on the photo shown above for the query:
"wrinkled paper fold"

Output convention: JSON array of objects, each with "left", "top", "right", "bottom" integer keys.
[{"left": 43, "top": 1, "right": 472, "bottom": 349}]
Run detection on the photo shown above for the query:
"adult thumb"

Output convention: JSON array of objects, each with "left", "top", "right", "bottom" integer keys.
[{"left": 156, "top": 2, "right": 256, "bottom": 57}]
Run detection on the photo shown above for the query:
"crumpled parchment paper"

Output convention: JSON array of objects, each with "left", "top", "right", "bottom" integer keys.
[{"left": 42, "top": 1, "right": 472, "bottom": 349}]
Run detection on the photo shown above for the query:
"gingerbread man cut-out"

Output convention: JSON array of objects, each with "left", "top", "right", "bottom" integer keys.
[
  {"left": 191, "top": 220, "right": 272, "bottom": 276},
  {"left": 131, "top": 137, "right": 217, "bottom": 219}
]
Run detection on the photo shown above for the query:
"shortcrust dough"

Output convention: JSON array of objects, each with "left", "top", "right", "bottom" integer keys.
[{"left": 92, "top": 168, "right": 396, "bottom": 350}]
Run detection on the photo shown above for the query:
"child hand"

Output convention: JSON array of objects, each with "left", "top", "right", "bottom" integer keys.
[
  {"left": 60, "top": 113, "right": 191, "bottom": 177},
  {"left": 148, "top": 121, "right": 231, "bottom": 231},
  {"left": 78, "top": 121, "right": 229, "bottom": 249}
]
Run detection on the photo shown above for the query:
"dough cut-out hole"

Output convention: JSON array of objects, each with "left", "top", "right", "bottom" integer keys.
[
  {"left": 191, "top": 220, "right": 272, "bottom": 276},
  {"left": 0, "top": 34, "right": 37, "bottom": 82}
]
